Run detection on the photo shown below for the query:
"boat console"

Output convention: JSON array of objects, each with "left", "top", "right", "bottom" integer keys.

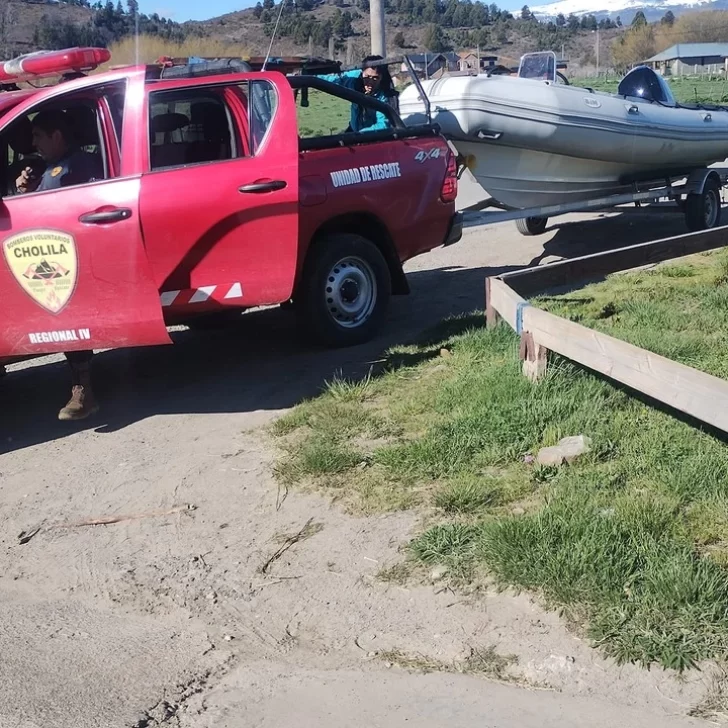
[{"left": 617, "top": 65, "right": 677, "bottom": 107}]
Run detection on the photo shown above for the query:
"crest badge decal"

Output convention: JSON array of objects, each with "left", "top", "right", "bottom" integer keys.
[{"left": 3, "top": 229, "right": 78, "bottom": 313}]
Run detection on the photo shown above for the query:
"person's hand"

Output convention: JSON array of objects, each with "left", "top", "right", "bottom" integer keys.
[{"left": 16, "top": 166, "right": 39, "bottom": 194}]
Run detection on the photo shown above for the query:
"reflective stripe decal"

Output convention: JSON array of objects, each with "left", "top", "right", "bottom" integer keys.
[{"left": 160, "top": 282, "right": 244, "bottom": 307}]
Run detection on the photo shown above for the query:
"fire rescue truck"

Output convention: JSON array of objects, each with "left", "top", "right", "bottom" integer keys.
[{"left": 0, "top": 47, "right": 462, "bottom": 367}]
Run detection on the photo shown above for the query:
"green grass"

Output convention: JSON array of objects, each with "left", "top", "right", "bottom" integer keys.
[
  {"left": 583, "top": 74, "right": 728, "bottom": 104},
  {"left": 271, "top": 264, "right": 728, "bottom": 671},
  {"left": 296, "top": 89, "right": 352, "bottom": 137},
  {"left": 536, "top": 249, "right": 728, "bottom": 381}
]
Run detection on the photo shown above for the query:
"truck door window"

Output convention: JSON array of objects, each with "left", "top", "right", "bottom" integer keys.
[
  {"left": 148, "top": 80, "right": 278, "bottom": 171},
  {"left": 297, "top": 89, "right": 352, "bottom": 138},
  {"left": 0, "top": 89, "right": 115, "bottom": 197}
]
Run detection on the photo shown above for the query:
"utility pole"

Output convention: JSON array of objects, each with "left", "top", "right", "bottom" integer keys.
[
  {"left": 596, "top": 28, "right": 600, "bottom": 75},
  {"left": 370, "top": 0, "right": 386, "bottom": 56},
  {"left": 328, "top": 36, "right": 335, "bottom": 60}
]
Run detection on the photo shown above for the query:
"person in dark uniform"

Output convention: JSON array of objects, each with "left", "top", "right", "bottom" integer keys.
[{"left": 15, "top": 109, "right": 102, "bottom": 421}]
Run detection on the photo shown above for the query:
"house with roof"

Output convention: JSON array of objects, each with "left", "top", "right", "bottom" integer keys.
[
  {"left": 457, "top": 51, "right": 499, "bottom": 72},
  {"left": 401, "top": 52, "right": 500, "bottom": 79},
  {"left": 645, "top": 43, "right": 728, "bottom": 76},
  {"left": 401, "top": 52, "right": 460, "bottom": 78}
]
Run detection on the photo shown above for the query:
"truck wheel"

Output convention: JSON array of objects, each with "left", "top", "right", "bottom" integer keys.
[
  {"left": 516, "top": 216, "right": 548, "bottom": 236},
  {"left": 298, "top": 233, "right": 391, "bottom": 347},
  {"left": 685, "top": 177, "right": 721, "bottom": 231}
]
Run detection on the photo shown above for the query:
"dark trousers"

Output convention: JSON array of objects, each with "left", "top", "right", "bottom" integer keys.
[{"left": 65, "top": 350, "right": 93, "bottom": 385}]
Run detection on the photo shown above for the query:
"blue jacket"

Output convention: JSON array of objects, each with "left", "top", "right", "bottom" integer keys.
[{"left": 317, "top": 69, "right": 395, "bottom": 133}]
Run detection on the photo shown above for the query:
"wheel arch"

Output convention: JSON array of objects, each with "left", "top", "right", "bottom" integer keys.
[
  {"left": 302, "top": 212, "right": 409, "bottom": 296},
  {"left": 686, "top": 168, "right": 722, "bottom": 196}
]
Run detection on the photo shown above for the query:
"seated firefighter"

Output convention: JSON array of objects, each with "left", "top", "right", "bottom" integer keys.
[
  {"left": 13, "top": 108, "right": 102, "bottom": 421},
  {"left": 16, "top": 108, "right": 101, "bottom": 194}
]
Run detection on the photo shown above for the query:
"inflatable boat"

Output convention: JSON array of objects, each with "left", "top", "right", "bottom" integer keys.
[{"left": 398, "top": 53, "right": 728, "bottom": 209}]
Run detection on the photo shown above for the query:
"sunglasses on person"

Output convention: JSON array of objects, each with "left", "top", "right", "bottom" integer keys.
[{"left": 362, "top": 73, "right": 381, "bottom": 84}]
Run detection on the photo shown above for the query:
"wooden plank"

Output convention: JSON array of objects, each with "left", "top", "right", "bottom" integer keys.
[
  {"left": 500, "top": 225, "right": 728, "bottom": 297},
  {"left": 523, "top": 305, "right": 728, "bottom": 434},
  {"left": 486, "top": 277, "right": 527, "bottom": 331}
]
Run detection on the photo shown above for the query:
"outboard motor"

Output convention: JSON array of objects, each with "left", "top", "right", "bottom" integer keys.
[{"left": 617, "top": 65, "right": 676, "bottom": 106}]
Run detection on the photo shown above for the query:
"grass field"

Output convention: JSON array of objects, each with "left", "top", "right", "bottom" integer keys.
[{"left": 272, "top": 248, "right": 728, "bottom": 673}]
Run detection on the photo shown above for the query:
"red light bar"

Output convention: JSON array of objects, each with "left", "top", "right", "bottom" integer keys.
[{"left": 0, "top": 47, "right": 110, "bottom": 83}]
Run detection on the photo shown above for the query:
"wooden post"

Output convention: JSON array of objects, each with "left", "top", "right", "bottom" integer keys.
[
  {"left": 328, "top": 36, "right": 335, "bottom": 60},
  {"left": 520, "top": 331, "right": 548, "bottom": 381},
  {"left": 485, "top": 277, "right": 498, "bottom": 328}
]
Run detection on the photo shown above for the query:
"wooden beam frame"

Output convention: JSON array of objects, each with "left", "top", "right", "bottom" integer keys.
[{"left": 485, "top": 225, "right": 728, "bottom": 434}]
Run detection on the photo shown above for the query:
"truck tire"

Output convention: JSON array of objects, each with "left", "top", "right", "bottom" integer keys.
[
  {"left": 516, "top": 216, "right": 548, "bottom": 236},
  {"left": 685, "top": 177, "right": 721, "bottom": 232},
  {"left": 297, "top": 233, "right": 392, "bottom": 347}
]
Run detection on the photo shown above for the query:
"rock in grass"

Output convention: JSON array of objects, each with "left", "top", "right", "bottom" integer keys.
[
  {"left": 430, "top": 564, "right": 449, "bottom": 582},
  {"left": 536, "top": 435, "right": 592, "bottom": 466}
]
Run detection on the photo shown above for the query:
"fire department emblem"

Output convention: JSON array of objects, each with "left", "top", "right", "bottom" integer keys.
[{"left": 2, "top": 229, "right": 77, "bottom": 313}]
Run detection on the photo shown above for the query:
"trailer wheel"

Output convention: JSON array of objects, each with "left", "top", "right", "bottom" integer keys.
[
  {"left": 684, "top": 177, "right": 721, "bottom": 231},
  {"left": 516, "top": 216, "right": 548, "bottom": 236},
  {"left": 297, "top": 233, "right": 391, "bottom": 347}
]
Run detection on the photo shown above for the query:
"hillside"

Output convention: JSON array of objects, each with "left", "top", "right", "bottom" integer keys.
[
  {"left": 1, "top": 0, "right": 725, "bottom": 77},
  {"left": 191, "top": 0, "right": 617, "bottom": 71}
]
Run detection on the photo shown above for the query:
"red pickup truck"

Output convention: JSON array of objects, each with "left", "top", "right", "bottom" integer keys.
[{"left": 0, "top": 48, "right": 462, "bottom": 365}]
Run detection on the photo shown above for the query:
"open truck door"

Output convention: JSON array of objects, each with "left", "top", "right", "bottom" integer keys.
[{"left": 0, "top": 70, "right": 171, "bottom": 359}]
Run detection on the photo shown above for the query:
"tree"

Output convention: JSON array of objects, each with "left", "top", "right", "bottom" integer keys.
[
  {"left": 616, "top": 15, "right": 622, "bottom": 26},
  {"left": 567, "top": 13, "right": 579, "bottom": 30},
  {"left": 555, "top": 12, "right": 565, "bottom": 26},
  {"left": 333, "top": 9, "right": 354, "bottom": 36},
  {"left": 631, "top": 10, "right": 647, "bottom": 27},
  {"left": 611, "top": 23, "right": 655, "bottom": 70},
  {"left": 520, "top": 4, "right": 532, "bottom": 20},
  {"left": 253, "top": 2, "right": 263, "bottom": 17},
  {"left": 452, "top": 2, "right": 471, "bottom": 27},
  {"left": 393, "top": 29, "right": 406, "bottom": 47},
  {"left": 661, "top": 10, "right": 675, "bottom": 25},
  {"left": 422, "top": 22, "right": 450, "bottom": 51}
]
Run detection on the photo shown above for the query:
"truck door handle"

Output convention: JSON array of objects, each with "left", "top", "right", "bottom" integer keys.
[
  {"left": 239, "top": 180, "right": 287, "bottom": 194},
  {"left": 79, "top": 208, "right": 132, "bottom": 224}
]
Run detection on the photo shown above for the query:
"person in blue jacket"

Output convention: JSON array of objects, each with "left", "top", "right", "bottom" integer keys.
[{"left": 317, "top": 55, "right": 398, "bottom": 133}]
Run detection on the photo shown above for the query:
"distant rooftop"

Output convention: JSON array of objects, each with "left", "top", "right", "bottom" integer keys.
[{"left": 646, "top": 43, "right": 728, "bottom": 62}]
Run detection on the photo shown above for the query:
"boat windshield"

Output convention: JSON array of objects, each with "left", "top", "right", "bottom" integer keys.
[
  {"left": 617, "top": 66, "right": 676, "bottom": 106},
  {"left": 518, "top": 52, "right": 557, "bottom": 83}
]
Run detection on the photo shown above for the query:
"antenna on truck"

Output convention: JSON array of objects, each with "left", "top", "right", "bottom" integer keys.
[{"left": 262, "top": 0, "right": 289, "bottom": 71}]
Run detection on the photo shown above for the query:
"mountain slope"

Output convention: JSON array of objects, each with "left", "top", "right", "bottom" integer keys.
[{"left": 530, "top": 0, "right": 728, "bottom": 23}]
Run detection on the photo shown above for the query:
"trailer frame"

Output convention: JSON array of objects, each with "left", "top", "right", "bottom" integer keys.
[{"left": 457, "top": 161, "right": 728, "bottom": 236}]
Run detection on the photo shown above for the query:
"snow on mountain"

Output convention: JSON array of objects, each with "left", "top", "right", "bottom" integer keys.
[{"left": 529, "top": 0, "right": 727, "bottom": 21}]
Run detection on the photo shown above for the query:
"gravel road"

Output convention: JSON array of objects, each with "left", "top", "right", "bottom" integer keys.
[{"left": 0, "top": 177, "right": 718, "bottom": 727}]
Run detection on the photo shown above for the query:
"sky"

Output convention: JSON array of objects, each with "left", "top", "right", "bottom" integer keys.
[
  {"left": 140, "top": 0, "right": 256, "bottom": 22},
  {"left": 140, "top": 0, "right": 522, "bottom": 23}
]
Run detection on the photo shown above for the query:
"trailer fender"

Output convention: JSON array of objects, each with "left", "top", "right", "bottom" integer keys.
[{"left": 685, "top": 168, "right": 722, "bottom": 196}]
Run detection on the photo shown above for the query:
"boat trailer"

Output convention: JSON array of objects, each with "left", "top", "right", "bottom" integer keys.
[{"left": 456, "top": 157, "right": 728, "bottom": 237}]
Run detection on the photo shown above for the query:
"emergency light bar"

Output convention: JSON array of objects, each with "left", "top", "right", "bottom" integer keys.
[{"left": 0, "top": 47, "right": 110, "bottom": 83}]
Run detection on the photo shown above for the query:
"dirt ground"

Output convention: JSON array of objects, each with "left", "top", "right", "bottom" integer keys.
[{"left": 1, "top": 183, "right": 722, "bottom": 727}]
